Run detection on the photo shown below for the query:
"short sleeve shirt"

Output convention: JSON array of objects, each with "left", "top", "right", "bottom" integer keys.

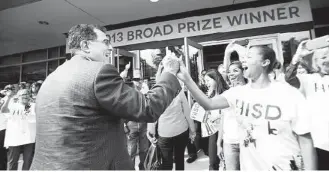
[
  {"left": 298, "top": 73, "right": 329, "bottom": 151},
  {"left": 221, "top": 82, "right": 310, "bottom": 170},
  {"left": 4, "top": 102, "right": 36, "bottom": 147}
]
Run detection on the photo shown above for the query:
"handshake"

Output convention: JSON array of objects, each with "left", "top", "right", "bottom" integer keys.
[
  {"left": 161, "top": 55, "right": 181, "bottom": 75},
  {"left": 159, "top": 50, "right": 187, "bottom": 76},
  {"left": 155, "top": 48, "right": 192, "bottom": 84}
]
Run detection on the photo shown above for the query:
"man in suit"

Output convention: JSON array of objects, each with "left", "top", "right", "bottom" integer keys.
[{"left": 30, "top": 24, "right": 182, "bottom": 170}]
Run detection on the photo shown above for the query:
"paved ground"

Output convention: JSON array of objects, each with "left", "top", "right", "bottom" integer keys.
[
  {"left": 134, "top": 149, "right": 209, "bottom": 171},
  {"left": 17, "top": 149, "right": 209, "bottom": 170},
  {"left": 184, "top": 150, "right": 209, "bottom": 171}
]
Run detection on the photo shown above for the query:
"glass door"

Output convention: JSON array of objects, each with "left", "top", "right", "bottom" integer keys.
[
  {"left": 113, "top": 48, "right": 137, "bottom": 80},
  {"left": 184, "top": 37, "right": 204, "bottom": 106}
]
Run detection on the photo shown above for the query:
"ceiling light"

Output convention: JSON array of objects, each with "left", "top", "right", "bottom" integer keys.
[{"left": 150, "top": 0, "right": 159, "bottom": 2}]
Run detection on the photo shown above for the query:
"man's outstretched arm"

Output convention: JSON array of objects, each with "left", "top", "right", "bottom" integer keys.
[{"left": 94, "top": 64, "right": 181, "bottom": 122}]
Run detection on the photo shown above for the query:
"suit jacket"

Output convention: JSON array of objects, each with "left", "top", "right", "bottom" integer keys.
[{"left": 30, "top": 56, "right": 181, "bottom": 170}]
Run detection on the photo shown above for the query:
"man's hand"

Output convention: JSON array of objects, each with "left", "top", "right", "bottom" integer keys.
[
  {"left": 292, "top": 40, "right": 314, "bottom": 65},
  {"left": 162, "top": 54, "right": 180, "bottom": 75}
]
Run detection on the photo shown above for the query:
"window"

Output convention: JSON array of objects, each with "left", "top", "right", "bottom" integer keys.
[
  {"left": 22, "top": 62, "right": 47, "bottom": 82},
  {"left": 280, "top": 31, "right": 311, "bottom": 66},
  {"left": 48, "top": 47, "right": 59, "bottom": 59},
  {"left": 59, "top": 59, "right": 66, "bottom": 65},
  {"left": 23, "top": 49, "right": 47, "bottom": 62},
  {"left": 140, "top": 48, "right": 166, "bottom": 80},
  {"left": 0, "top": 66, "right": 20, "bottom": 89},
  {"left": 0, "top": 54, "right": 21, "bottom": 66},
  {"left": 48, "top": 60, "right": 58, "bottom": 75},
  {"left": 60, "top": 46, "right": 66, "bottom": 57}
]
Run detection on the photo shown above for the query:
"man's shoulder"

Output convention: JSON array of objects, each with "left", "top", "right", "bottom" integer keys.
[{"left": 52, "top": 60, "right": 114, "bottom": 80}]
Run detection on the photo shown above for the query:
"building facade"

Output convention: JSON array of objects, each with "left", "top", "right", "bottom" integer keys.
[{"left": 1, "top": 0, "right": 328, "bottom": 90}]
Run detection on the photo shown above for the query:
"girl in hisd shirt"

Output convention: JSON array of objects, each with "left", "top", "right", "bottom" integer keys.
[
  {"left": 178, "top": 42, "right": 317, "bottom": 170},
  {"left": 0, "top": 89, "right": 36, "bottom": 170},
  {"left": 285, "top": 41, "right": 329, "bottom": 170},
  {"left": 217, "top": 42, "right": 248, "bottom": 170}
]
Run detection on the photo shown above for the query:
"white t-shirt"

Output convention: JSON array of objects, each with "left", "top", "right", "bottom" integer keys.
[
  {"left": 222, "top": 82, "right": 310, "bottom": 170},
  {"left": 222, "top": 106, "right": 239, "bottom": 144},
  {"left": 298, "top": 73, "right": 329, "bottom": 151},
  {"left": 4, "top": 102, "right": 36, "bottom": 147},
  {"left": 158, "top": 91, "right": 189, "bottom": 137}
]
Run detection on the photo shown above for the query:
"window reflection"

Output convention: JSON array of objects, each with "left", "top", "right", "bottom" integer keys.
[
  {"left": 0, "top": 66, "right": 20, "bottom": 89},
  {"left": 0, "top": 54, "right": 21, "bottom": 66},
  {"left": 23, "top": 49, "right": 47, "bottom": 63},
  {"left": 48, "top": 60, "right": 58, "bottom": 75},
  {"left": 116, "top": 55, "right": 133, "bottom": 80},
  {"left": 48, "top": 47, "right": 59, "bottom": 59},
  {"left": 22, "top": 62, "right": 46, "bottom": 82}
]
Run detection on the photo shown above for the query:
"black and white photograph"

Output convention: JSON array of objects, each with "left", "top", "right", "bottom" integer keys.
[{"left": 0, "top": 0, "right": 328, "bottom": 170}]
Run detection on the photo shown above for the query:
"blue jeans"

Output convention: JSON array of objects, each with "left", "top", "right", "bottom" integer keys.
[
  {"left": 7, "top": 143, "right": 35, "bottom": 170},
  {"left": 208, "top": 132, "right": 219, "bottom": 170},
  {"left": 157, "top": 130, "right": 189, "bottom": 170},
  {"left": 126, "top": 122, "right": 149, "bottom": 170},
  {"left": 223, "top": 143, "right": 240, "bottom": 170}
]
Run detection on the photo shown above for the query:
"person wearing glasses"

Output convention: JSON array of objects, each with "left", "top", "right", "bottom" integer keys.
[
  {"left": 1, "top": 89, "right": 36, "bottom": 170},
  {"left": 30, "top": 24, "right": 182, "bottom": 170}
]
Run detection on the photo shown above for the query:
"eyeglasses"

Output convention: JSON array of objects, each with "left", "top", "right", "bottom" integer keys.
[
  {"left": 91, "top": 39, "right": 110, "bottom": 47},
  {"left": 102, "top": 39, "right": 110, "bottom": 47}
]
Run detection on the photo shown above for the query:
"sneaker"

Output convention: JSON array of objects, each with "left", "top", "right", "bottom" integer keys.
[{"left": 186, "top": 155, "right": 197, "bottom": 163}]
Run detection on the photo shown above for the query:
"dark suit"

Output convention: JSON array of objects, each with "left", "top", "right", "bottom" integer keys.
[{"left": 30, "top": 56, "right": 181, "bottom": 170}]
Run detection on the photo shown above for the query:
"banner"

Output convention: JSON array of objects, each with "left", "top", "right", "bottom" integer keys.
[
  {"left": 190, "top": 103, "right": 221, "bottom": 137},
  {"left": 107, "top": 0, "right": 312, "bottom": 47}
]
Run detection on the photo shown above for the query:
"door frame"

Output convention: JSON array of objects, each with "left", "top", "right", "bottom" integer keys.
[
  {"left": 184, "top": 37, "right": 204, "bottom": 106},
  {"left": 113, "top": 48, "right": 137, "bottom": 73}
]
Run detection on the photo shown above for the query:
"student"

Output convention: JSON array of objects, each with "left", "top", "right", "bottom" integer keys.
[
  {"left": 1, "top": 89, "right": 36, "bottom": 170},
  {"left": 147, "top": 63, "right": 196, "bottom": 170},
  {"left": 202, "top": 69, "right": 229, "bottom": 170},
  {"left": 177, "top": 44, "right": 317, "bottom": 170},
  {"left": 285, "top": 41, "right": 329, "bottom": 170},
  {"left": 216, "top": 42, "right": 248, "bottom": 170},
  {"left": 220, "top": 61, "right": 247, "bottom": 170}
]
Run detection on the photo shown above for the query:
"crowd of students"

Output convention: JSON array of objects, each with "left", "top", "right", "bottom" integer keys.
[
  {"left": 178, "top": 40, "right": 328, "bottom": 170},
  {"left": 0, "top": 81, "right": 42, "bottom": 170},
  {"left": 122, "top": 39, "right": 328, "bottom": 171},
  {"left": 0, "top": 36, "right": 328, "bottom": 171}
]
